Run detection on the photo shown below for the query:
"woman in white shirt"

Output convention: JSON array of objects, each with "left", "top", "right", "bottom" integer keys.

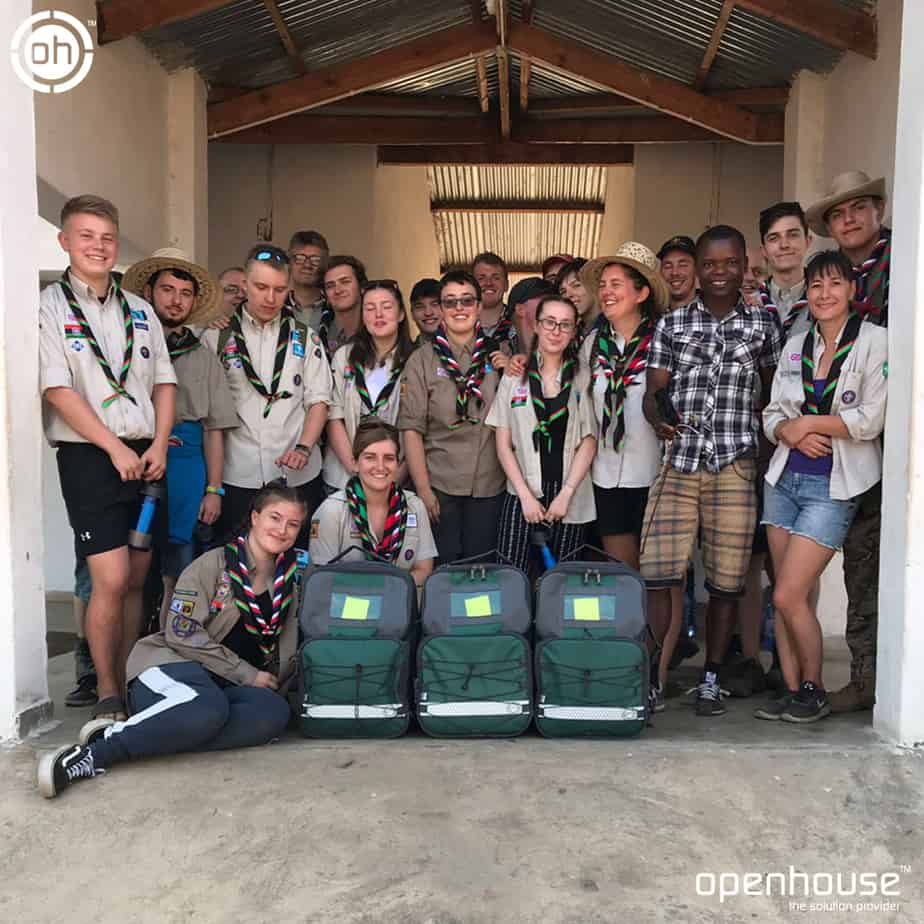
[
  {"left": 758, "top": 250, "right": 887, "bottom": 724},
  {"left": 580, "top": 243, "right": 670, "bottom": 570},
  {"left": 324, "top": 280, "right": 415, "bottom": 491},
  {"left": 487, "top": 295, "right": 596, "bottom": 571}
]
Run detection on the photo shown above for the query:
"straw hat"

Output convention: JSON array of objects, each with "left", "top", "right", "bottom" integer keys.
[
  {"left": 581, "top": 242, "right": 671, "bottom": 313},
  {"left": 122, "top": 247, "right": 222, "bottom": 326},
  {"left": 806, "top": 171, "right": 887, "bottom": 237}
]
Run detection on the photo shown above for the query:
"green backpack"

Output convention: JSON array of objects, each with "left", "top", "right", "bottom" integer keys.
[
  {"left": 533, "top": 558, "right": 650, "bottom": 738},
  {"left": 416, "top": 559, "right": 533, "bottom": 738},
  {"left": 297, "top": 558, "right": 417, "bottom": 738}
]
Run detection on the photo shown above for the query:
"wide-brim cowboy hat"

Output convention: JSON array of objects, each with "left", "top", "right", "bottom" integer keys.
[
  {"left": 581, "top": 242, "right": 671, "bottom": 314},
  {"left": 122, "top": 247, "right": 222, "bottom": 326},
  {"left": 806, "top": 171, "right": 887, "bottom": 237}
]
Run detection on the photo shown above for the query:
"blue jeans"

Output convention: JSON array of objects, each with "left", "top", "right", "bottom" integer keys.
[
  {"left": 762, "top": 469, "right": 860, "bottom": 552},
  {"left": 89, "top": 661, "right": 291, "bottom": 768}
]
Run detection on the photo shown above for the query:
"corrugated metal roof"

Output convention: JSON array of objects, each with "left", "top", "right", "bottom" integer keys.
[
  {"left": 429, "top": 166, "right": 607, "bottom": 270},
  {"left": 140, "top": 0, "right": 472, "bottom": 88},
  {"left": 376, "top": 56, "right": 499, "bottom": 99},
  {"left": 511, "top": 56, "right": 613, "bottom": 99}
]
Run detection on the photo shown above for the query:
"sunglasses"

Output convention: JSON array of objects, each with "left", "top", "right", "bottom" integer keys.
[
  {"left": 361, "top": 278, "right": 400, "bottom": 294},
  {"left": 290, "top": 254, "right": 323, "bottom": 266},
  {"left": 252, "top": 248, "right": 290, "bottom": 265}
]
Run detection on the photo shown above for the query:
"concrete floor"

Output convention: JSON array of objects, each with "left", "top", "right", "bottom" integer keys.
[{"left": 2, "top": 619, "right": 922, "bottom": 923}]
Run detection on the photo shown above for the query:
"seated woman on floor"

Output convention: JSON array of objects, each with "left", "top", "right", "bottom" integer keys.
[
  {"left": 38, "top": 481, "right": 307, "bottom": 799},
  {"left": 309, "top": 418, "right": 437, "bottom": 591}
]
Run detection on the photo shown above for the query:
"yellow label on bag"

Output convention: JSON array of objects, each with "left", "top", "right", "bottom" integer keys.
[
  {"left": 464, "top": 594, "right": 493, "bottom": 618},
  {"left": 341, "top": 596, "right": 370, "bottom": 620},
  {"left": 572, "top": 597, "right": 601, "bottom": 621}
]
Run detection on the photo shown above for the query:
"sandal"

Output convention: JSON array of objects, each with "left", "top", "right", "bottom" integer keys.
[{"left": 79, "top": 696, "right": 128, "bottom": 746}]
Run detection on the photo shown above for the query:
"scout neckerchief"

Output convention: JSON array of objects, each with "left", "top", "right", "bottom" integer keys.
[
  {"left": 344, "top": 476, "right": 407, "bottom": 563},
  {"left": 491, "top": 307, "right": 514, "bottom": 345},
  {"left": 592, "top": 318, "right": 653, "bottom": 450},
  {"left": 225, "top": 534, "right": 297, "bottom": 663},
  {"left": 851, "top": 228, "right": 891, "bottom": 325},
  {"left": 759, "top": 278, "right": 808, "bottom": 338},
  {"left": 432, "top": 323, "right": 490, "bottom": 428},
  {"left": 230, "top": 304, "right": 294, "bottom": 417},
  {"left": 59, "top": 273, "right": 136, "bottom": 409},
  {"left": 800, "top": 313, "right": 863, "bottom": 416},
  {"left": 527, "top": 351, "right": 574, "bottom": 452},
  {"left": 347, "top": 349, "right": 405, "bottom": 416},
  {"left": 166, "top": 327, "right": 200, "bottom": 360}
]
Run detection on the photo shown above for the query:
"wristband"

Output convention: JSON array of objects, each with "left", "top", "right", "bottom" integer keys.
[
  {"left": 205, "top": 485, "right": 225, "bottom": 497},
  {"left": 294, "top": 443, "right": 312, "bottom": 456}
]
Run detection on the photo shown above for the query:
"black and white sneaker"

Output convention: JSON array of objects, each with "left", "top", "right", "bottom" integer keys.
[
  {"left": 754, "top": 690, "right": 798, "bottom": 721},
  {"left": 37, "top": 744, "right": 102, "bottom": 799},
  {"left": 780, "top": 682, "right": 830, "bottom": 724},
  {"left": 693, "top": 673, "right": 726, "bottom": 717}
]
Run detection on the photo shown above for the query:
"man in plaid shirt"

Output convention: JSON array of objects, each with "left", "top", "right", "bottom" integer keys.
[{"left": 641, "top": 225, "right": 782, "bottom": 716}]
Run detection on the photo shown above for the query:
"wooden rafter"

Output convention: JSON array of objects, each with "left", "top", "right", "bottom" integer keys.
[
  {"left": 508, "top": 23, "right": 764, "bottom": 143},
  {"left": 432, "top": 201, "right": 605, "bottom": 215},
  {"left": 520, "top": 55, "right": 532, "bottom": 112},
  {"left": 96, "top": 0, "right": 231, "bottom": 44},
  {"left": 737, "top": 0, "right": 876, "bottom": 59},
  {"left": 213, "top": 115, "right": 496, "bottom": 144},
  {"left": 527, "top": 86, "right": 789, "bottom": 115},
  {"left": 497, "top": 49, "right": 511, "bottom": 140},
  {"left": 522, "top": 0, "right": 535, "bottom": 25},
  {"left": 475, "top": 55, "right": 490, "bottom": 114},
  {"left": 695, "top": 0, "right": 735, "bottom": 90},
  {"left": 207, "top": 22, "right": 497, "bottom": 137},
  {"left": 317, "top": 94, "right": 481, "bottom": 116},
  {"left": 378, "top": 143, "right": 634, "bottom": 166},
  {"left": 259, "top": 0, "right": 306, "bottom": 76}
]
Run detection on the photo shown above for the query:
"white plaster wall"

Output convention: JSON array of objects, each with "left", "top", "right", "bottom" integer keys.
[
  {"left": 633, "top": 143, "right": 783, "bottom": 251},
  {"left": 2, "top": 0, "right": 51, "bottom": 738},
  {"left": 32, "top": 0, "right": 170, "bottom": 255},
  {"left": 597, "top": 165, "right": 636, "bottom": 253},
  {"left": 208, "top": 144, "right": 440, "bottom": 301}
]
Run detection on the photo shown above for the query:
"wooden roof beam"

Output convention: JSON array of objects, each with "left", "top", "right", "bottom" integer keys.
[
  {"left": 527, "top": 86, "right": 789, "bottom": 115},
  {"left": 259, "top": 0, "right": 306, "bottom": 76},
  {"left": 475, "top": 55, "right": 490, "bottom": 114},
  {"left": 213, "top": 115, "right": 496, "bottom": 144},
  {"left": 737, "top": 0, "right": 876, "bottom": 59},
  {"left": 508, "top": 23, "right": 765, "bottom": 143},
  {"left": 96, "top": 0, "right": 231, "bottom": 44},
  {"left": 207, "top": 22, "right": 497, "bottom": 137},
  {"left": 497, "top": 49, "right": 511, "bottom": 140},
  {"left": 695, "top": 0, "right": 735, "bottom": 90},
  {"left": 378, "top": 143, "right": 634, "bottom": 166},
  {"left": 520, "top": 55, "right": 531, "bottom": 113}
]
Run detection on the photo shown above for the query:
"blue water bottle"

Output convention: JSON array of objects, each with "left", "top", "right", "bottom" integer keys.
[
  {"left": 531, "top": 525, "right": 557, "bottom": 572},
  {"left": 128, "top": 481, "right": 165, "bottom": 550}
]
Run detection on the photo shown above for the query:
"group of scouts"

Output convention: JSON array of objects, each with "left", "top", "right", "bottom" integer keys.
[{"left": 38, "top": 167, "right": 890, "bottom": 799}]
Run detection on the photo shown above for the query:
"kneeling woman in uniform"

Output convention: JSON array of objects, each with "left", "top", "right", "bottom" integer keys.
[
  {"left": 487, "top": 295, "right": 597, "bottom": 570},
  {"left": 38, "top": 481, "right": 306, "bottom": 799},
  {"left": 310, "top": 418, "right": 437, "bottom": 589}
]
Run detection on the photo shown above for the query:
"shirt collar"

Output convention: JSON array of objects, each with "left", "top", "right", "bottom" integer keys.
[
  {"left": 690, "top": 293, "right": 752, "bottom": 318},
  {"left": 67, "top": 270, "right": 115, "bottom": 304},
  {"left": 769, "top": 277, "right": 806, "bottom": 301},
  {"left": 241, "top": 304, "right": 281, "bottom": 330}
]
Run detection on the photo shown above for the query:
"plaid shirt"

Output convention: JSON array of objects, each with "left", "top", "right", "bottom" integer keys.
[{"left": 649, "top": 296, "right": 782, "bottom": 473}]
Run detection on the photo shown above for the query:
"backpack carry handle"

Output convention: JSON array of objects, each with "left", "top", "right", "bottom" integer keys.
[
  {"left": 558, "top": 543, "right": 623, "bottom": 565},
  {"left": 327, "top": 545, "right": 389, "bottom": 565},
  {"left": 449, "top": 549, "right": 516, "bottom": 567}
]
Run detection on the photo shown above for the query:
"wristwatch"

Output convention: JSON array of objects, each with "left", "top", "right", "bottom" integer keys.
[
  {"left": 294, "top": 443, "right": 312, "bottom": 457},
  {"left": 205, "top": 485, "right": 225, "bottom": 497}
]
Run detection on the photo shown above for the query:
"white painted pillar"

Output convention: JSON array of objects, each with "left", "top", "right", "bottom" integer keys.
[
  {"left": 166, "top": 68, "right": 209, "bottom": 263},
  {"left": 782, "top": 70, "right": 826, "bottom": 207},
  {"left": 876, "top": 0, "right": 924, "bottom": 747},
  {"left": 0, "top": 0, "right": 52, "bottom": 741}
]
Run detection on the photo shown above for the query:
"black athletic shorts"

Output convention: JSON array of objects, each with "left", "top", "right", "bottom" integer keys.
[
  {"left": 593, "top": 484, "right": 650, "bottom": 537},
  {"left": 56, "top": 440, "right": 166, "bottom": 558}
]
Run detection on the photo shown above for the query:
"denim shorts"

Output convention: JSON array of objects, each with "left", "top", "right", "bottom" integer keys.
[{"left": 762, "top": 469, "right": 860, "bottom": 551}]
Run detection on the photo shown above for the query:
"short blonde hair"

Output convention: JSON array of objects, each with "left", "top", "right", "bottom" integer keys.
[{"left": 60, "top": 194, "right": 119, "bottom": 229}]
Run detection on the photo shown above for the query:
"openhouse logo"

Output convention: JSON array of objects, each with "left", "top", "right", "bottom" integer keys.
[{"left": 11, "top": 10, "right": 94, "bottom": 94}]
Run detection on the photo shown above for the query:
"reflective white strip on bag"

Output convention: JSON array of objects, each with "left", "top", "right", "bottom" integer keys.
[
  {"left": 302, "top": 703, "right": 404, "bottom": 719},
  {"left": 418, "top": 700, "right": 531, "bottom": 717},
  {"left": 538, "top": 704, "right": 644, "bottom": 721}
]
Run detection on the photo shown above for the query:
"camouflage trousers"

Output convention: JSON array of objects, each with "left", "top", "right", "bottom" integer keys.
[{"left": 841, "top": 481, "right": 881, "bottom": 683}]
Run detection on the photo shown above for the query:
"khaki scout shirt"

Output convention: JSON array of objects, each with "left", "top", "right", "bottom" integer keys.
[
  {"left": 40, "top": 273, "right": 176, "bottom": 445},
  {"left": 172, "top": 333, "right": 238, "bottom": 429},
  {"left": 126, "top": 545, "right": 300, "bottom": 690},
  {"left": 203, "top": 307, "right": 332, "bottom": 488},
  {"left": 309, "top": 489, "right": 438, "bottom": 569},
  {"left": 486, "top": 364, "right": 596, "bottom": 524},
  {"left": 323, "top": 343, "right": 405, "bottom": 489},
  {"left": 397, "top": 338, "right": 506, "bottom": 498}
]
